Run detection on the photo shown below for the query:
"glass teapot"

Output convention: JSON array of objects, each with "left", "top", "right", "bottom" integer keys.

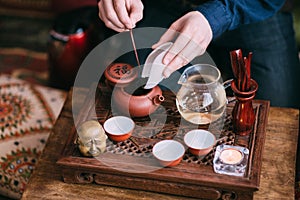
[{"left": 176, "top": 64, "right": 227, "bottom": 125}]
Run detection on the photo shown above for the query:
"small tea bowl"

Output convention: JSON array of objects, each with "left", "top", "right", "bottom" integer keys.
[
  {"left": 184, "top": 129, "right": 216, "bottom": 156},
  {"left": 103, "top": 116, "right": 135, "bottom": 142},
  {"left": 152, "top": 140, "right": 185, "bottom": 167}
]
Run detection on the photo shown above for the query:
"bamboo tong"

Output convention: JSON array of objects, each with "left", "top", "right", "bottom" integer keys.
[{"left": 230, "top": 49, "right": 252, "bottom": 92}]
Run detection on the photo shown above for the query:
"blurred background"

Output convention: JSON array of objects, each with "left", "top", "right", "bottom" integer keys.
[
  {"left": 1, "top": 1, "right": 300, "bottom": 52},
  {"left": 294, "top": 1, "right": 300, "bottom": 48},
  {"left": 0, "top": 0, "right": 300, "bottom": 90}
]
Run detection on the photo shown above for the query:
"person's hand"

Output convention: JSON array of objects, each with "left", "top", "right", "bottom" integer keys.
[
  {"left": 152, "top": 11, "right": 213, "bottom": 78},
  {"left": 97, "top": 0, "right": 144, "bottom": 32}
]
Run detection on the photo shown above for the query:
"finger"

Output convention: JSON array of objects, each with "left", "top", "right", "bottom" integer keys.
[
  {"left": 101, "top": 0, "right": 127, "bottom": 30},
  {"left": 113, "top": 0, "right": 134, "bottom": 29},
  {"left": 162, "top": 53, "right": 189, "bottom": 78},
  {"left": 162, "top": 39, "right": 204, "bottom": 78},
  {"left": 99, "top": 10, "right": 127, "bottom": 32},
  {"left": 180, "top": 38, "right": 206, "bottom": 60},
  {"left": 162, "top": 32, "right": 191, "bottom": 65},
  {"left": 98, "top": 6, "right": 105, "bottom": 21},
  {"left": 128, "top": 3, "right": 144, "bottom": 27},
  {"left": 152, "top": 28, "right": 178, "bottom": 49}
]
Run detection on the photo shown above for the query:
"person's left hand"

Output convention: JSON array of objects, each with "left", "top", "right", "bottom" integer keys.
[{"left": 152, "top": 11, "right": 213, "bottom": 78}]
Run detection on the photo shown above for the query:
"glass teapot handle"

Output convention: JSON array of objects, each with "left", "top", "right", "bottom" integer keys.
[{"left": 223, "top": 79, "right": 235, "bottom": 104}]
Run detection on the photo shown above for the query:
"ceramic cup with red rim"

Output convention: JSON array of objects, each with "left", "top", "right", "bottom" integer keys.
[
  {"left": 152, "top": 140, "right": 185, "bottom": 167},
  {"left": 184, "top": 129, "right": 216, "bottom": 156},
  {"left": 103, "top": 116, "right": 135, "bottom": 142}
]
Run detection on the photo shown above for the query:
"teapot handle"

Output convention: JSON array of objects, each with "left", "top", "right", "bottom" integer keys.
[{"left": 223, "top": 79, "right": 235, "bottom": 104}]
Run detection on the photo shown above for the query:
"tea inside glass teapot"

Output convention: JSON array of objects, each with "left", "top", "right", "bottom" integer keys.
[{"left": 176, "top": 64, "right": 227, "bottom": 125}]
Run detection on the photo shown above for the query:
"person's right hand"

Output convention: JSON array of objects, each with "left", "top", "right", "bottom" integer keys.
[
  {"left": 152, "top": 11, "right": 213, "bottom": 78},
  {"left": 98, "top": 0, "right": 144, "bottom": 32}
]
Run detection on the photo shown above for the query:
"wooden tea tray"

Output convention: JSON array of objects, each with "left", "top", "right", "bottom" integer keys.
[{"left": 57, "top": 84, "right": 270, "bottom": 200}]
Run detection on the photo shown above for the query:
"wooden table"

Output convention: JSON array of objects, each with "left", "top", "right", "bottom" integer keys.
[{"left": 21, "top": 88, "right": 299, "bottom": 200}]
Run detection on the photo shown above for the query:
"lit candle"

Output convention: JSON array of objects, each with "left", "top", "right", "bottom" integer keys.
[{"left": 219, "top": 148, "right": 243, "bottom": 165}]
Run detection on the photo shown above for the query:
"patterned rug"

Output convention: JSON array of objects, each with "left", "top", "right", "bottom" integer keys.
[
  {"left": 0, "top": 48, "right": 66, "bottom": 199},
  {"left": 0, "top": 75, "right": 66, "bottom": 199}
]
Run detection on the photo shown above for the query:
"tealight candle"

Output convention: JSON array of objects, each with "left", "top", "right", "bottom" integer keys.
[
  {"left": 219, "top": 148, "right": 243, "bottom": 165},
  {"left": 213, "top": 145, "right": 249, "bottom": 176}
]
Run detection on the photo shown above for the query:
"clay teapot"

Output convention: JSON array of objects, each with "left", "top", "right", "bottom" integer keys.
[{"left": 104, "top": 63, "right": 164, "bottom": 117}]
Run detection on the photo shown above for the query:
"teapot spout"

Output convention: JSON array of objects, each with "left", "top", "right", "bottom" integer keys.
[{"left": 153, "top": 95, "right": 165, "bottom": 105}]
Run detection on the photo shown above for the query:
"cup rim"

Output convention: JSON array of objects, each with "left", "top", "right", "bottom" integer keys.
[
  {"left": 231, "top": 79, "right": 258, "bottom": 95},
  {"left": 152, "top": 140, "right": 185, "bottom": 162},
  {"left": 184, "top": 129, "right": 216, "bottom": 150},
  {"left": 103, "top": 116, "right": 135, "bottom": 136}
]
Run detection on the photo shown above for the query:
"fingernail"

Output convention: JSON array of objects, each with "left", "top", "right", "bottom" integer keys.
[{"left": 163, "top": 58, "right": 170, "bottom": 65}]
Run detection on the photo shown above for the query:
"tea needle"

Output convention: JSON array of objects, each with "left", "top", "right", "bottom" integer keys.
[{"left": 129, "top": 29, "right": 141, "bottom": 68}]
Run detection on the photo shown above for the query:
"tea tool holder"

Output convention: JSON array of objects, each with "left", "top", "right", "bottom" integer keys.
[{"left": 230, "top": 49, "right": 257, "bottom": 136}]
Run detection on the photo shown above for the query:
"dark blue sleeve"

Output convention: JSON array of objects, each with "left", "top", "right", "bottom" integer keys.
[{"left": 195, "top": 0, "right": 285, "bottom": 39}]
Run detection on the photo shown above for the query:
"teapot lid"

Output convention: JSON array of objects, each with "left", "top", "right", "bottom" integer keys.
[{"left": 104, "top": 63, "right": 138, "bottom": 86}]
